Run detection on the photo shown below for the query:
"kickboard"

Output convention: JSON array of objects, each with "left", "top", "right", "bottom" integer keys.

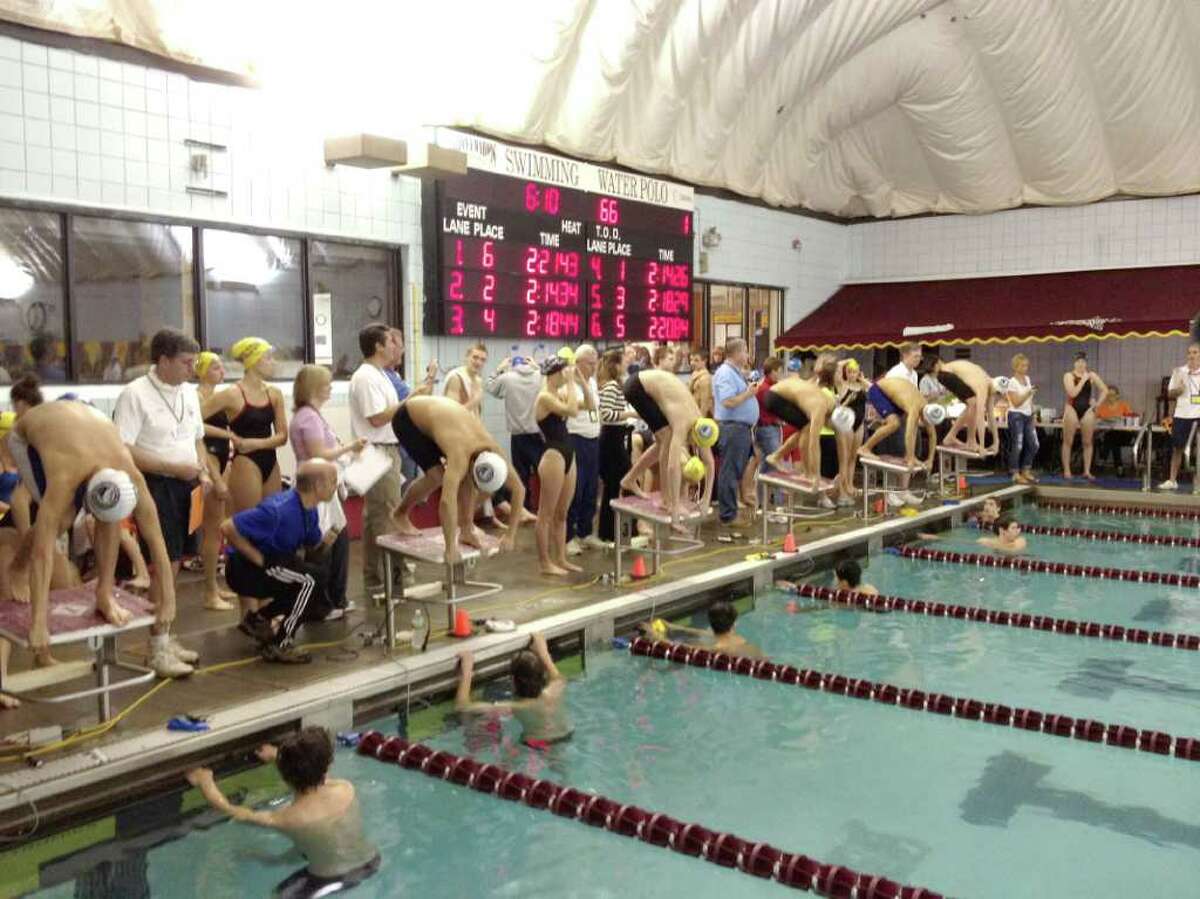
[
  {"left": 376, "top": 528, "right": 500, "bottom": 564},
  {"left": 611, "top": 492, "right": 713, "bottom": 525},
  {"left": 0, "top": 585, "right": 154, "bottom": 647},
  {"left": 757, "top": 471, "right": 836, "bottom": 494}
]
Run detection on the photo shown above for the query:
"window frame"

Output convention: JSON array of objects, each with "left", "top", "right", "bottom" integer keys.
[
  {"left": 0, "top": 198, "right": 403, "bottom": 383},
  {"left": 692, "top": 278, "right": 785, "bottom": 364}
]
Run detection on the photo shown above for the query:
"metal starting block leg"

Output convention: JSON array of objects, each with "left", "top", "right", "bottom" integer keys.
[
  {"left": 611, "top": 492, "right": 712, "bottom": 582},
  {"left": 756, "top": 471, "right": 836, "bottom": 543}
]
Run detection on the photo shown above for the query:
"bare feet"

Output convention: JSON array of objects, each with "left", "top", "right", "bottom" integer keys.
[
  {"left": 620, "top": 477, "right": 651, "bottom": 499},
  {"left": 857, "top": 448, "right": 879, "bottom": 460},
  {"left": 943, "top": 436, "right": 964, "bottom": 448},
  {"left": 96, "top": 596, "right": 134, "bottom": 628},
  {"left": 204, "top": 594, "right": 235, "bottom": 611},
  {"left": 519, "top": 508, "right": 538, "bottom": 524},
  {"left": 460, "top": 527, "right": 487, "bottom": 550},
  {"left": 540, "top": 562, "right": 570, "bottom": 576},
  {"left": 0, "top": 694, "right": 19, "bottom": 709},
  {"left": 392, "top": 512, "right": 421, "bottom": 537},
  {"left": 487, "top": 517, "right": 509, "bottom": 532},
  {"left": 558, "top": 559, "right": 583, "bottom": 573},
  {"left": 33, "top": 647, "right": 58, "bottom": 667},
  {"left": 126, "top": 574, "right": 151, "bottom": 591}
]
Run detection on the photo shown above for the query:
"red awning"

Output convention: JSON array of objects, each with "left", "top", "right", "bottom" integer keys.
[{"left": 777, "top": 265, "right": 1195, "bottom": 350}]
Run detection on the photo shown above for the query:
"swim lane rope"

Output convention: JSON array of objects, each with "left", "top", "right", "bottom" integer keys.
[
  {"left": 354, "top": 731, "right": 943, "bottom": 898},
  {"left": 1017, "top": 523, "right": 1200, "bottom": 549},
  {"left": 1034, "top": 499, "right": 1200, "bottom": 522},
  {"left": 890, "top": 545, "right": 1200, "bottom": 588},
  {"left": 783, "top": 583, "right": 1200, "bottom": 652},
  {"left": 628, "top": 637, "right": 1200, "bottom": 763}
]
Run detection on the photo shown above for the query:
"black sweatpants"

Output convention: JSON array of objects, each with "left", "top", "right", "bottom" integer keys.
[
  {"left": 305, "top": 528, "right": 349, "bottom": 608},
  {"left": 598, "top": 425, "right": 631, "bottom": 543},
  {"left": 226, "top": 553, "right": 331, "bottom": 646}
]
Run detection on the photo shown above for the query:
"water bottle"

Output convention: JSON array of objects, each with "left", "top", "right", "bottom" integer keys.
[{"left": 410, "top": 607, "right": 427, "bottom": 652}]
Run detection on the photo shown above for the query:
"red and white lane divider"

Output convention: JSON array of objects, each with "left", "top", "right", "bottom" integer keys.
[
  {"left": 629, "top": 637, "right": 1200, "bottom": 763},
  {"left": 1035, "top": 499, "right": 1200, "bottom": 522},
  {"left": 892, "top": 545, "right": 1200, "bottom": 588},
  {"left": 1019, "top": 523, "right": 1200, "bottom": 549},
  {"left": 355, "top": 731, "right": 942, "bottom": 898},
  {"left": 785, "top": 583, "right": 1200, "bottom": 652}
]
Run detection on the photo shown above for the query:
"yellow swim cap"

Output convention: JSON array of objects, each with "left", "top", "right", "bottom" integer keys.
[
  {"left": 682, "top": 455, "right": 705, "bottom": 483},
  {"left": 0, "top": 410, "right": 14, "bottom": 438},
  {"left": 651, "top": 619, "right": 668, "bottom": 637},
  {"left": 845, "top": 359, "right": 860, "bottom": 372},
  {"left": 194, "top": 351, "right": 220, "bottom": 378},
  {"left": 692, "top": 418, "right": 719, "bottom": 448},
  {"left": 230, "top": 337, "right": 272, "bottom": 369},
  {"left": 556, "top": 346, "right": 576, "bottom": 365}
]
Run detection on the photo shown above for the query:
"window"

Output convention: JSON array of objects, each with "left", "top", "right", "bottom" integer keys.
[
  {"left": 0, "top": 209, "right": 65, "bottom": 384},
  {"left": 203, "top": 229, "right": 304, "bottom": 380},
  {"left": 694, "top": 281, "right": 784, "bottom": 366},
  {"left": 71, "top": 217, "right": 194, "bottom": 383},
  {"left": 309, "top": 241, "right": 397, "bottom": 378}
]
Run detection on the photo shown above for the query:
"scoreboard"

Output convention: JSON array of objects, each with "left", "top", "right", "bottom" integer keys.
[{"left": 423, "top": 131, "right": 695, "bottom": 342}]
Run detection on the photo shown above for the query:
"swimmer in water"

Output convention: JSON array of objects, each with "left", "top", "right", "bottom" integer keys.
[
  {"left": 639, "top": 601, "right": 764, "bottom": 658},
  {"left": 456, "top": 632, "right": 573, "bottom": 746},
  {"left": 977, "top": 517, "right": 1027, "bottom": 554},
  {"left": 834, "top": 558, "right": 878, "bottom": 596},
  {"left": 186, "top": 727, "right": 379, "bottom": 899}
]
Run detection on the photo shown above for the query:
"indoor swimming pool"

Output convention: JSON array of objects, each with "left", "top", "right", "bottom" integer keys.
[{"left": 20, "top": 502, "right": 1200, "bottom": 898}]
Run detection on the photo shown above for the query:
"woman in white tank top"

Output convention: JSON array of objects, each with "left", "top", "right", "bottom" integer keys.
[{"left": 1005, "top": 353, "right": 1039, "bottom": 484}]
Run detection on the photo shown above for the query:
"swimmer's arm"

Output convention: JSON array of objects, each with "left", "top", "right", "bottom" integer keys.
[
  {"left": 221, "top": 518, "right": 265, "bottom": 568},
  {"left": 454, "top": 651, "right": 512, "bottom": 714},
  {"left": 1090, "top": 375, "right": 1109, "bottom": 407},
  {"left": 530, "top": 632, "right": 562, "bottom": 683},
  {"left": 1063, "top": 372, "right": 1083, "bottom": 398},
  {"left": 186, "top": 768, "right": 280, "bottom": 828}
]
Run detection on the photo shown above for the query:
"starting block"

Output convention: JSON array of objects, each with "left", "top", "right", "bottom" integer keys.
[
  {"left": 611, "top": 492, "right": 713, "bottom": 582},
  {"left": 376, "top": 529, "right": 503, "bottom": 646},
  {"left": 935, "top": 444, "right": 997, "bottom": 496},
  {"left": 0, "top": 585, "right": 156, "bottom": 722},
  {"left": 859, "top": 454, "right": 928, "bottom": 519},
  {"left": 756, "top": 469, "right": 836, "bottom": 542}
]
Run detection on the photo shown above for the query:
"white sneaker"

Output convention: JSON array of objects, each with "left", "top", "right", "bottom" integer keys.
[
  {"left": 886, "top": 493, "right": 905, "bottom": 509},
  {"left": 565, "top": 539, "right": 583, "bottom": 556},
  {"left": 582, "top": 534, "right": 610, "bottom": 550},
  {"left": 900, "top": 491, "right": 922, "bottom": 506},
  {"left": 150, "top": 650, "right": 194, "bottom": 679},
  {"left": 818, "top": 495, "right": 835, "bottom": 510},
  {"left": 1158, "top": 479, "right": 1179, "bottom": 490},
  {"left": 168, "top": 639, "right": 199, "bottom": 664}
]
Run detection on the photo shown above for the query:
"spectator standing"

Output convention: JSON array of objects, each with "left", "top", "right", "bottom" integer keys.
[
  {"left": 712, "top": 338, "right": 758, "bottom": 531},
  {"left": 689, "top": 351, "right": 713, "bottom": 417},
  {"left": 113, "top": 327, "right": 216, "bottom": 677},
  {"left": 386, "top": 327, "right": 436, "bottom": 484},
  {"left": 597, "top": 348, "right": 636, "bottom": 544},
  {"left": 1159, "top": 342, "right": 1200, "bottom": 490},
  {"left": 485, "top": 352, "right": 544, "bottom": 516},
  {"left": 565, "top": 344, "right": 602, "bottom": 554},
  {"left": 1005, "top": 353, "right": 1039, "bottom": 484},
  {"left": 290, "top": 365, "right": 367, "bottom": 618},
  {"left": 348, "top": 325, "right": 404, "bottom": 597}
]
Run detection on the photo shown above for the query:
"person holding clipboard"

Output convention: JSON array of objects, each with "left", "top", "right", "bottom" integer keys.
[{"left": 1159, "top": 341, "right": 1200, "bottom": 490}]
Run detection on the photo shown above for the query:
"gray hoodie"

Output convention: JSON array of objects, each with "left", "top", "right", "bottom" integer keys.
[{"left": 485, "top": 362, "right": 543, "bottom": 435}]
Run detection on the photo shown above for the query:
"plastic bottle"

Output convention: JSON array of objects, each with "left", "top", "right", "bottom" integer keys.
[{"left": 411, "top": 607, "right": 427, "bottom": 652}]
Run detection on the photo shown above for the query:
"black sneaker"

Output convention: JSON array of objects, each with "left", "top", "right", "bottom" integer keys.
[
  {"left": 261, "top": 644, "right": 312, "bottom": 664},
  {"left": 238, "top": 612, "right": 274, "bottom": 645}
]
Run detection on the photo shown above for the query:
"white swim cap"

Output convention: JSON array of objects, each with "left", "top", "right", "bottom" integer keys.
[
  {"left": 85, "top": 468, "right": 137, "bottom": 523},
  {"left": 923, "top": 404, "right": 947, "bottom": 426},
  {"left": 992, "top": 376, "right": 1011, "bottom": 393},
  {"left": 945, "top": 401, "right": 967, "bottom": 419},
  {"left": 472, "top": 451, "right": 508, "bottom": 494},
  {"left": 830, "top": 406, "right": 855, "bottom": 435}
]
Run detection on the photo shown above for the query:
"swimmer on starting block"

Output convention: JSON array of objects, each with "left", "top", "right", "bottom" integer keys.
[
  {"left": 620, "top": 368, "right": 717, "bottom": 529},
  {"left": 186, "top": 727, "right": 380, "bottom": 899},
  {"left": 390, "top": 395, "right": 525, "bottom": 566},
  {"left": 638, "top": 601, "right": 764, "bottom": 659},
  {"left": 456, "top": 632, "right": 573, "bottom": 746},
  {"left": 1, "top": 401, "right": 185, "bottom": 669},
  {"left": 977, "top": 517, "right": 1027, "bottom": 554},
  {"left": 931, "top": 359, "right": 1000, "bottom": 453},
  {"left": 761, "top": 378, "right": 854, "bottom": 478},
  {"left": 858, "top": 377, "right": 939, "bottom": 471}
]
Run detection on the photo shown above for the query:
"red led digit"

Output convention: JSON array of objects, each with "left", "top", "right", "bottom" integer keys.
[
  {"left": 554, "top": 251, "right": 578, "bottom": 278},
  {"left": 524, "top": 308, "right": 539, "bottom": 336},
  {"left": 618, "top": 259, "right": 626, "bottom": 281},
  {"left": 615, "top": 285, "right": 626, "bottom": 310},
  {"left": 597, "top": 197, "right": 620, "bottom": 224},
  {"left": 525, "top": 278, "right": 539, "bottom": 305},
  {"left": 449, "top": 304, "right": 465, "bottom": 335},
  {"left": 615, "top": 313, "right": 625, "bottom": 339},
  {"left": 524, "top": 183, "right": 539, "bottom": 212},
  {"left": 449, "top": 270, "right": 464, "bottom": 301},
  {"left": 647, "top": 287, "right": 657, "bottom": 313},
  {"left": 564, "top": 281, "right": 580, "bottom": 308},
  {"left": 483, "top": 307, "right": 496, "bottom": 332},
  {"left": 589, "top": 311, "right": 602, "bottom": 337},
  {"left": 590, "top": 283, "right": 603, "bottom": 308},
  {"left": 589, "top": 256, "right": 602, "bottom": 280},
  {"left": 481, "top": 241, "right": 495, "bottom": 269},
  {"left": 538, "top": 248, "right": 550, "bottom": 275},
  {"left": 682, "top": 213, "right": 691, "bottom": 235},
  {"left": 454, "top": 239, "right": 464, "bottom": 266},
  {"left": 545, "top": 187, "right": 560, "bottom": 215},
  {"left": 524, "top": 246, "right": 538, "bottom": 274},
  {"left": 645, "top": 261, "right": 658, "bottom": 286},
  {"left": 482, "top": 273, "right": 495, "bottom": 303}
]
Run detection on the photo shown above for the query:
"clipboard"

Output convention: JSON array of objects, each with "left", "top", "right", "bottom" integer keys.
[
  {"left": 341, "top": 444, "right": 395, "bottom": 496},
  {"left": 188, "top": 485, "right": 204, "bottom": 534}
]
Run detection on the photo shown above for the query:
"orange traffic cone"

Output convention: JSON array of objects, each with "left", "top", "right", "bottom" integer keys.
[
  {"left": 782, "top": 531, "right": 798, "bottom": 553},
  {"left": 631, "top": 554, "right": 649, "bottom": 580}
]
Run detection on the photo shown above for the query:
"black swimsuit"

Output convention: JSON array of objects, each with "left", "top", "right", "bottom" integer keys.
[
  {"left": 538, "top": 411, "right": 575, "bottom": 473},
  {"left": 938, "top": 370, "right": 976, "bottom": 403},
  {"left": 763, "top": 390, "right": 811, "bottom": 431},
  {"left": 839, "top": 388, "right": 867, "bottom": 430},
  {"left": 622, "top": 372, "right": 669, "bottom": 433},
  {"left": 230, "top": 385, "right": 279, "bottom": 482},
  {"left": 204, "top": 407, "right": 232, "bottom": 474},
  {"left": 1069, "top": 374, "right": 1093, "bottom": 418}
]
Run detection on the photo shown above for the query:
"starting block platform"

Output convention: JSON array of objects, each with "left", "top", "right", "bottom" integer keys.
[
  {"left": 859, "top": 454, "right": 929, "bottom": 519},
  {"left": 611, "top": 493, "right": 713, "bottom": 582},
  {"left": 935, "top": 444, "right": 997, "bottom": 496},
  {"left": 0, "top": 585, "right": 156, "bottom": 721},
  {"left": 755, "top": 469, "right": 836, "bottom": 542},
  {"left": 376, "top": 529, "right": 503, "bottom": 646}
]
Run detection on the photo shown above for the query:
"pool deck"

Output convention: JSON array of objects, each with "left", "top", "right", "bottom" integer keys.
[{"left": 0, "top": 477, "right": 1190, "bottom": 834}]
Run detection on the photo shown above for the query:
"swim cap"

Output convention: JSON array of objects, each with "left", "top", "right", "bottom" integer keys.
[
  {"left": 85, "top": 468, "right": 137, "bottom": 523},
  {"left": 0, "top": 410, "right": 14, "bottom": 438},
  {"left": 230, "top": 337, "right": 272, "bottom": 369},
  {"left": 692, "top": 418, "right": 719, "bottom": 448},
  {"left": 830, "top": 406, "right": 855, "bottom": 435},
  {"left": 844, "top": 359, "right": 860, "bottom": 373},
  {"left": 651, "top": 618, "right": 668, "bottom": 637},
  {"left": 682, "top": 455, "right": 706, "bottom": 483},
  {"left": 472, "top": 451, "right": 508, "bottom": 494},
  {"left": 991, "top": 376, "right": 1010, "bottom": 394},
  {"left": 194, "top": 351, "right": 220, "bottom": 378},
  {"left": 923, "top": 404, "right": 946, "bottom": 426},
  {"left": 945, "top": 401, "right": 966, "bottom": 419},
  {"left": 540, "top": 355, "right": 568, "bottom": 377},
  {"left": 787, "top": 357, "right": 802, "bottom": 372},
  {"left": 556, "top": 346, "right": 576, "bottom": 365}
]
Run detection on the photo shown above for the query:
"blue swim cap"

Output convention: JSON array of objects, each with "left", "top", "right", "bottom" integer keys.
[{"left": 787, "top": 357, "right": 802, "bottom": 372}]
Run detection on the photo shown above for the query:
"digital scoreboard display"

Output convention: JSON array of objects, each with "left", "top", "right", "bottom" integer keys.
[{"left": 423, "top": 132, "right": 695, "bottom": 341}]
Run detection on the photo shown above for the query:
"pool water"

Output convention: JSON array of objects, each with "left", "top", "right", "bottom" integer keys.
[
  {"left": 22, "top": 504, "right": 1200, "bottom": 898},
  {"left": 1014, "top": 506, "right": 1200, "bottom": 539}
]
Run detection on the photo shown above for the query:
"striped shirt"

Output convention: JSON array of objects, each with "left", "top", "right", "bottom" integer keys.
[{"left": 599, "top": 380, "right": 628, "bottom": 424}]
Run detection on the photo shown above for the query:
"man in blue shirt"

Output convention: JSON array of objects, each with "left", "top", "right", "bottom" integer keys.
[
  {"left": 222, "top": 460, "right": 338, "bottom": 664},
  {"left": 711, "top": 339, "right": 760, "bottom": 528},
  {"left": 386, "top": 328, "right": 436, "bottom": 483}
]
